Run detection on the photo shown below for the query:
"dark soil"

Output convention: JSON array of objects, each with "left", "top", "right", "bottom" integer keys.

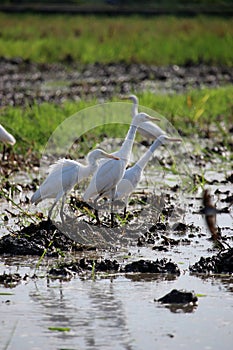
[
  {"left": 156, "top": 289, "right": 198, "bottom": 304},
  {"left": 48, "top": 257, "right": 180, "bottom": 278},
  {"left": 48, "top": 258, "right": 120, "bottom": 279},
  {"left": 0, "top": 57, "right": 232, "bottom": 107},
  {"left": 0, "top": 219, "right": 93, "bottom": 256},
  {"left": 0, "top": 272, "right": 22, "bottom": 287},
  {"left": 190, "top": 248, "right": 233, "bottom": 274},
  {"left": 124, "top": 259, "right": 180, "bottom": 274}
]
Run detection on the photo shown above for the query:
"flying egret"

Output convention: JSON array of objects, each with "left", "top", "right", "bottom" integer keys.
[
  {"left": 31, "top": 149, "right": 119, "bottom": 222},
  {"left": 83, "top": 112, "right": 160, "bottom": 226},
  {"left": 122, "top": 94, "right": 166, "bottom": 139},
  {"left": 115, "top": 134, "right": 181, "bottom": 216},
  {"left": 0, "top": 124, "right": 16, "bottom": 160}
]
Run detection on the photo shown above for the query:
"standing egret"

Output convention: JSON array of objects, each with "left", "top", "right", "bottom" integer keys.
[
  {"left": 122, "top": 94, "right": 166, "bottom": 139},
  {"left": 0, "top": 124, "right": 16, "bottom": 160},
  {"left": 83, "top": 112, "right": 160, "bottom": 226},
  {"left": 31, "top": 149, "right": 119, "bottom": 222},
  {"left": 115, "top": 135, "right": 181, "bottom": 216}
]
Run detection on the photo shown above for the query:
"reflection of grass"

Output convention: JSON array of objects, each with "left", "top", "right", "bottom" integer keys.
[
  {"left": 0, "top": 13, "right": 232, "bottom": 65},
  {"left": 0, "top": 86, "right": 232, "bottom": 155}
]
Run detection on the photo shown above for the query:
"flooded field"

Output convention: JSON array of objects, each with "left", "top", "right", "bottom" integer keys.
[
  {"left": 0, "top": 59, "right": 232, "bottom": 349},
  {"left": 1, "top": 134, "right": 232, "bottom": 350}
]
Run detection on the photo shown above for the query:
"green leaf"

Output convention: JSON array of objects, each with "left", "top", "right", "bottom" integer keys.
[{"left": 48, "top": 327, "right": 71, "bottom": 332}]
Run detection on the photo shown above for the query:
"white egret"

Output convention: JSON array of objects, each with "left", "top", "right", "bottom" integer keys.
[
  {"left": 0, "top": 124, "right": 16, "bottom": 160},
  {"left": 0, "top": 124, "right": 16, "bottom": 145},
  {"left": 115, "top": 135, "right": 181, "bottom": 216},
  {"left": 122, "top": 94, "right": 166, "bottom": 139},
  {"left": 31, "top": 149, "right": 119, "bottom": 222},
  {"left": 83, "top": 112, "right": 160, "bottom": 226}
]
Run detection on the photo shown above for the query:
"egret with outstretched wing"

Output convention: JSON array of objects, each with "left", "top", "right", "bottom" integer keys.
[{"left": 31, "top": 149, "right": 119, "bottom": 222}]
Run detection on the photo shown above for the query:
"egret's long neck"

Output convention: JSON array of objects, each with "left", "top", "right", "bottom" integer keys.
[
  {"left": 136, "top": 138, "right": 163, "bottom": 170},
  {"left": 132, "top": 101, "right": 138, "bottom": 118},
  {"left": 85, "top": 158, "right": 98, "bottom": 176},
  {"left": 117, "top": 124, "right": 137, "bottom": 162},
  {"left": 81, "top": 160, "right": 97, "bottom": 179}
]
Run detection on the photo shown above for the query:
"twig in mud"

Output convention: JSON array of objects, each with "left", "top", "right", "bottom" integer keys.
[{"left": 35, "top": 228, "right": 58, "bottom": 273}]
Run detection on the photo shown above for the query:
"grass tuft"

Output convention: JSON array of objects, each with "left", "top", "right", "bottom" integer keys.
[{"left": 1, "top": 86, "right": 232, "bottom": 155}]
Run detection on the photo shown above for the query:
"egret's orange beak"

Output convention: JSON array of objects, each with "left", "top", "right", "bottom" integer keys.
[
  {"left": 108, "top": 154, "right": 120, "bottom": 160},
  {"left": 166, "top": 137, "right": 182, "bottom": 142},
  {"left": 145, "top": 116, "right": 161, "bottom": 122}
]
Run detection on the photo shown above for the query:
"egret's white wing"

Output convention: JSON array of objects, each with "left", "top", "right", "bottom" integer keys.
[
  {"left": 48, "top": 159, "right": 80, "bottom": 174},
  {"left": 32, "top": 162, "right": 80, "bottom": 203}
]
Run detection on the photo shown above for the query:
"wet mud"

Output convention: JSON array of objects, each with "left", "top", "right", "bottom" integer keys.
[
  {"left": 0, "top": 219, "right": 92, "bottom": 256},
  {"left": 190, "top": 247, "right": 233, "bottom": 274},
  {"left": 157, "top": 289, "right": 198, "bottom": 305},
  {"left": 0, "top": 57, "right": 233, "bottom": 106},
  {"left": 0, "top": 161, "right": 232, "bottom": 280}
]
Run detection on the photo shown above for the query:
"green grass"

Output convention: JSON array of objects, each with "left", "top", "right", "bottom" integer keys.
[
  {"left": 48, "top": 326, "right": 71, "bottom": 332},
  {"left": 0, "top": 13, "right": 232, "bottom": 65},
  {"left": 1, "top": 86, "right": 232, "bottom": 156}
]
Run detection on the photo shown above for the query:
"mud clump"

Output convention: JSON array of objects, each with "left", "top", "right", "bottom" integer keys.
[
  {"left": 48, "top": 258, "right": 120, "bottom": 278},
  {"left": 0, "top": 272, "right": 22, "bottom": 287},
  {"left": 190, "top": 248, "right": 233, "bottom": 274},
  {"left": 157, "top": 289, "right": 198, "bottom": 305},
  {"left": 124, "top": 259, "right": 180, "bottom": 275},
  {"left": 47, "top": 257, "right": 180, "bottom": 279},
  {"left": 0, "top": 219, "right": 89, "bottom": 256}
]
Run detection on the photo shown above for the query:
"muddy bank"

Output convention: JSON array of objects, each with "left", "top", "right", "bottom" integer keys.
[
  {"left": 0, "top": 219, "right": 93, "bottom": 256},
  {"left": 190, "top": 248, "right": 233, "bottom": 274},
  {"left": 0, "top": 57, "right": 232, "bottom": 106}
]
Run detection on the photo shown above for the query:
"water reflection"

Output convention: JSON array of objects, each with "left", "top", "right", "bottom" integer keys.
[
  {"left": 29, "top": 278, "right": 134, "bottom": 349},
  {"left": 124, "top": 272, "right": 178, "bottom": 282},
  {"left": 158, "top": 303, "right": 198, "bottom": 314},
  {"left": 86, "top": 282, "right": 134, "bottom": 349},
  {"left": 191, "top": 273, "right": 233, "bottom": 293}
]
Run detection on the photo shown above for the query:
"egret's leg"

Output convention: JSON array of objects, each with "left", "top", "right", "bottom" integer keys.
[
  {"left": 123, "top": 198, "right": 128, "bottom": 218},
  {"left": 110, "top": 212, "right": 114, "bottom": 228},
  {"left": 60, "top": 195, "right": 66, "bottom": 224},
  {"left": 2, "top": 144, "right": 6, "bottom": 161},
  {"left": 110, "top": 189, "right": 116, "bottom": 228},
  {"left": 48, "top": 200, "right": 57, "bottom": 220},
  {"left": 110, "top": 200, "right": 114, "bottom": 227},
  {"left": 94, "top": 199, "right": 100, "bottom": 225}
]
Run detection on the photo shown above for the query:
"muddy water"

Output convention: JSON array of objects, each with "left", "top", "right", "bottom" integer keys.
[
  {"left": 0, "top": 258, "right": 232, "bottom": 350},
  {"left": 1, "top": 130, "right": 233, "bottom": 350}
]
